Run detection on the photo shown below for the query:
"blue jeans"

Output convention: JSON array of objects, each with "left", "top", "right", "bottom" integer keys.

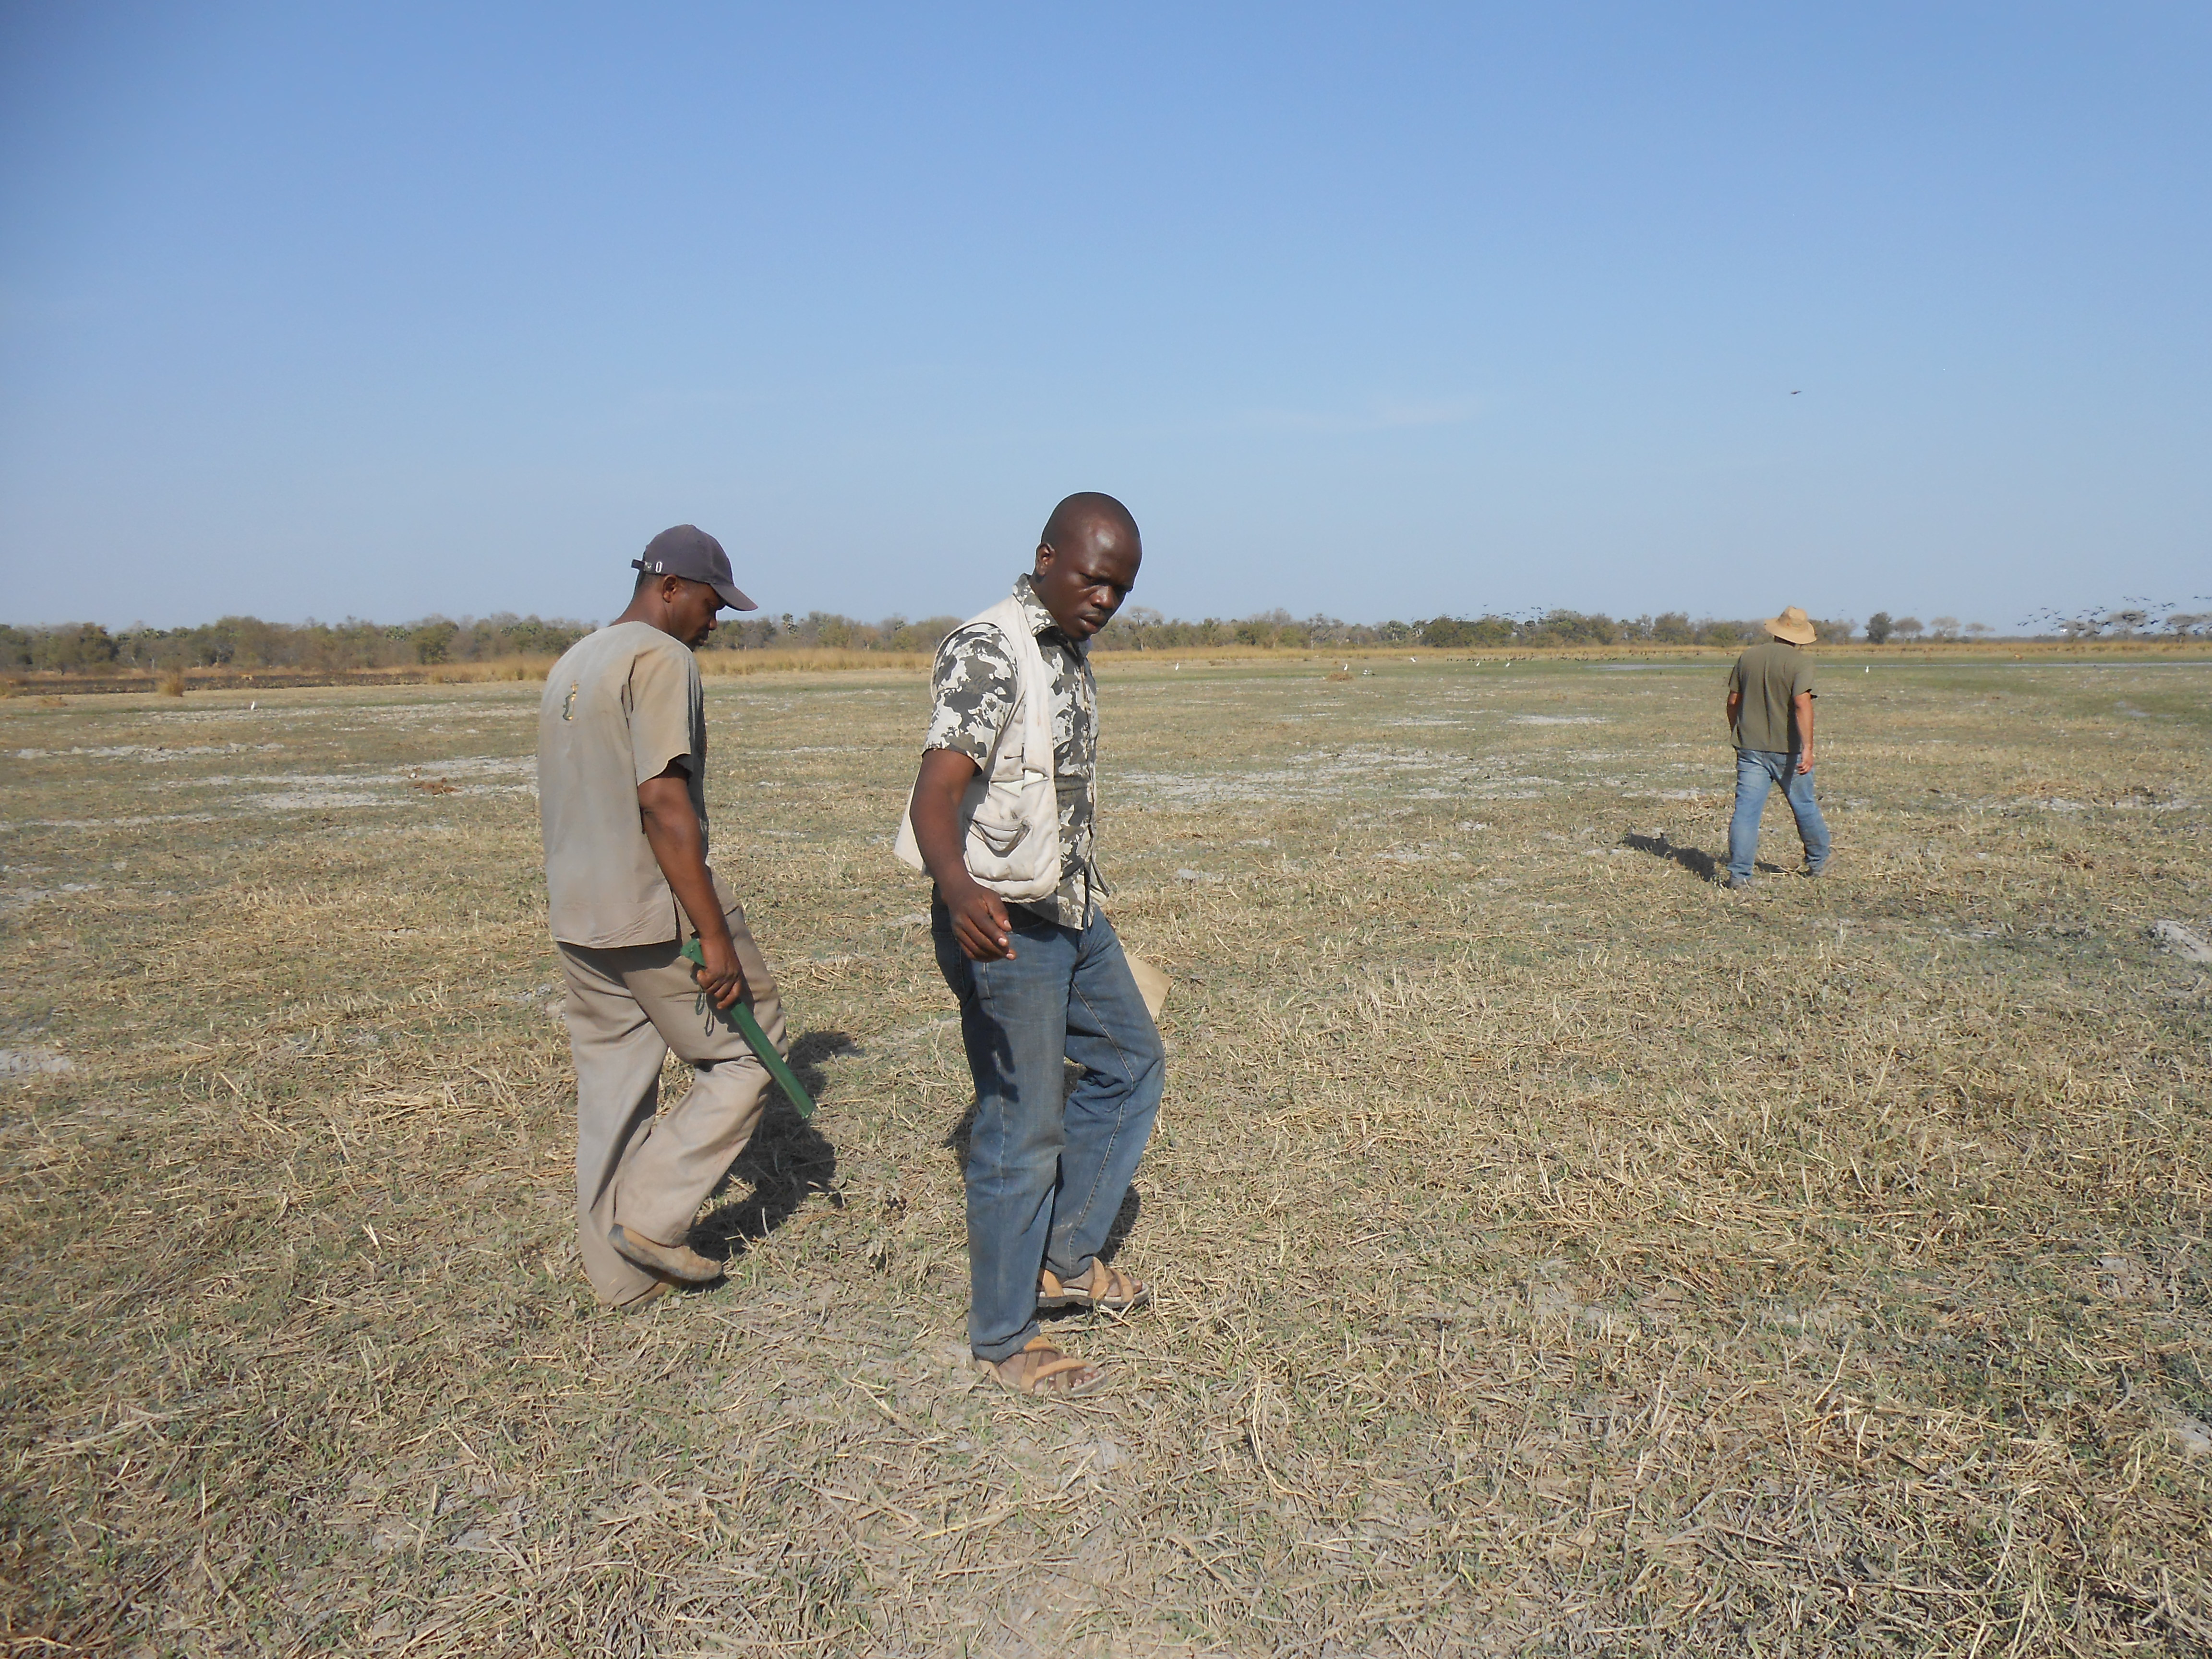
[
  {"left": 1729, "top": 749, "right": 1831, "bottom": 879},
  {"left": 932, "top": 894, "right": 1165, "bottom": 1362}
]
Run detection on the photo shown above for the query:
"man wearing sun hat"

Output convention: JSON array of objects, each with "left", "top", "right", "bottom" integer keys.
[
  {"left": 1721, "top": 604, "right": 1832, "bottom": 890},
  {"left": 537, "top": 524, "right": 790, "bottom": 1310}
]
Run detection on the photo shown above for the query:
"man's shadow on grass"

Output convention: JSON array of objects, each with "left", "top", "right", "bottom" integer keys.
[
  {"left": 943, "top": 1062, "right": 1144, "bottom": 1280},
  {"left": 1619, "top": 830, "right": 1780, "bottom": 883},
  {"left": 692, "top": 1030, "right": 853, "bottom": 1262}
]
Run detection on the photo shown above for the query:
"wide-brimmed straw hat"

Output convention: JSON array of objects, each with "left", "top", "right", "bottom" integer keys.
[{"left": 1763, "top": 605, "right": 1817, "bottom": 645}]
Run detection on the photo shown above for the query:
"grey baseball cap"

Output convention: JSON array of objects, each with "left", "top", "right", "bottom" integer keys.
[{"left": 631, "top": 524, "right": 757, "bottom": 611}]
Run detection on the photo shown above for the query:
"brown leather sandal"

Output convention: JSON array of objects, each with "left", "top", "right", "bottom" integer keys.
[
  {"left": 1038, "top": 1260, "right": 1150, "bottom": 1313},
  {"left": 974, "top": 1336, "right": 1106, "bottom": 1396}
]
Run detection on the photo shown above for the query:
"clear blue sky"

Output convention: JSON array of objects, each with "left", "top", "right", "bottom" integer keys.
[{"left": 2, "top": 3, "right": 2206, "bottom": 631}]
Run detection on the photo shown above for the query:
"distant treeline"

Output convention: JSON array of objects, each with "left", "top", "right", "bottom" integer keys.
[
  {"left": 6, "top": 602, "right": 2203, "bottom": 676},
  {"left": 0, "top": 614, "right": 598, "bottom": 675},
  {"left": 1100, "top": 609, "right": 1856, "bottom": 649},
  {"left": 698, "top": 607, "right": 1824, "bottom": 653}
]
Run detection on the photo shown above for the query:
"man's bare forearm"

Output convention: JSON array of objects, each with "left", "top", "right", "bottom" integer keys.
[
  {"left": 911, "top": 749, "right": 982, "bottom": 895},
  {"left": 637, "top": 775, "right": 732, "bottom": 949},
  {"left": 910, "top": 747, "right": 1014, "bottom": 959}
]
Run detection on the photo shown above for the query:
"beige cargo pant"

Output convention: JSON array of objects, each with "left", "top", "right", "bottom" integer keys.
[{"left": 556, "top": 902, "right": 786, "bottom": 1308}]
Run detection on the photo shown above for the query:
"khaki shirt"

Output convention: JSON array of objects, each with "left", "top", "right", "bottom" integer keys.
[
  {"left": 1728, "top": 639, "right": 1816, "bottom": 754},
  {"left": 538, "top": 621, "right": 731, "bottom": 948}
]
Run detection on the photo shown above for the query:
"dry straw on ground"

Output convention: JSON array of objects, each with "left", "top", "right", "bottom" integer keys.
[{"left": 1, "top": 655, "right": 2207, "bottom": 1655}]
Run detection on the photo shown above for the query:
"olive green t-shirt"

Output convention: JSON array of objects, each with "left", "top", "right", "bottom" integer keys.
[
  {"left": 1727, "top": 639, "right": 1815, "bottom": 754},
  {"left": 537, "top": 621, "right": 733, "bottom": 948}
]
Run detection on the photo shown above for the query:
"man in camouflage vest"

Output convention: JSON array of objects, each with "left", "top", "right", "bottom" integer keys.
[{"left": 904, "top": 493, "right": 1164, "bottom": 1396}]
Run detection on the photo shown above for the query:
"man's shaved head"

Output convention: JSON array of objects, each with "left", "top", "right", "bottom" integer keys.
[
  {"left": 1031, "top": 492, "right": 1142, "bottom": 642},
  {"left": 1040, "top": 492, "right": 1139, "bottom": 558}
]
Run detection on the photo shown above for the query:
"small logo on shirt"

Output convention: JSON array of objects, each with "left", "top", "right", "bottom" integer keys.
[{"left": 561, "top": 682, "right": 578, "bottom": 721}]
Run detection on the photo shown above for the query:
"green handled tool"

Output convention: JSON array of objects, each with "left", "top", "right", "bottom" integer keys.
[{"left": 681, "top": 938, "right": 816, "bottom": 1119}]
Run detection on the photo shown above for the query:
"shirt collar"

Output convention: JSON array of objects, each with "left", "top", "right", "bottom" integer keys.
[{"left": 1012, "top": 573, "right": 1081, "bottom": 650}]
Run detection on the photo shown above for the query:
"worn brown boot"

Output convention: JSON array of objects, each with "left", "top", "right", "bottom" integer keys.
[{"left": 608, "top": 1224, "right": 723, "bottom": 1284}]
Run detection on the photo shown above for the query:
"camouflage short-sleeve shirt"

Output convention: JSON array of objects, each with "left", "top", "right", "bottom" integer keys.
[{"left": 923, "top": 574, "right": 1099, "bottom": 925}]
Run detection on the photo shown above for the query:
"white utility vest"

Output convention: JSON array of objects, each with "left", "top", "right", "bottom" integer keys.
[{"left": 894, "top": 595, "right": 1063, "bottom": 901}]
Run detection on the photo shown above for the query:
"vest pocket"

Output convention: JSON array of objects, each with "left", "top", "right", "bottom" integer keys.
[
  {"left": 969, "top": 797, "right": 1032, "bottom": 855},
  {"left": 965, "top": 769, "right": 1055, "bottom": 873}
]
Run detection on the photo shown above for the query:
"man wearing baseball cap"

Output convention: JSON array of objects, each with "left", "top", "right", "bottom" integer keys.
[
  {"left": 1722, "top": 604, "right": 1832, "bottom": 890},
  {"left": 537, "top": 525, "right": 785, "bottom": 1309}
]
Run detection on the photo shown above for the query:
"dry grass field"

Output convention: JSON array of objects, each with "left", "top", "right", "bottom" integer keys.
[{"left": 2, "top": 654, "right": 2208, "bottom": 1657}]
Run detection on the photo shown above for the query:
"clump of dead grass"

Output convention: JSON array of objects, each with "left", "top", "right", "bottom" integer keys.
[
  {"left": 699, "top": 647, "right": 935, "bottom": 675},
  {"left": 415, "top": 654, "right": 554, "bottom": 685}
]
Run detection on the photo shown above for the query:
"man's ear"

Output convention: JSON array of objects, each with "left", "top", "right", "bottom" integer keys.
[{"left": 1034, "top": 541, "right": 1056, "bottom": 574}]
